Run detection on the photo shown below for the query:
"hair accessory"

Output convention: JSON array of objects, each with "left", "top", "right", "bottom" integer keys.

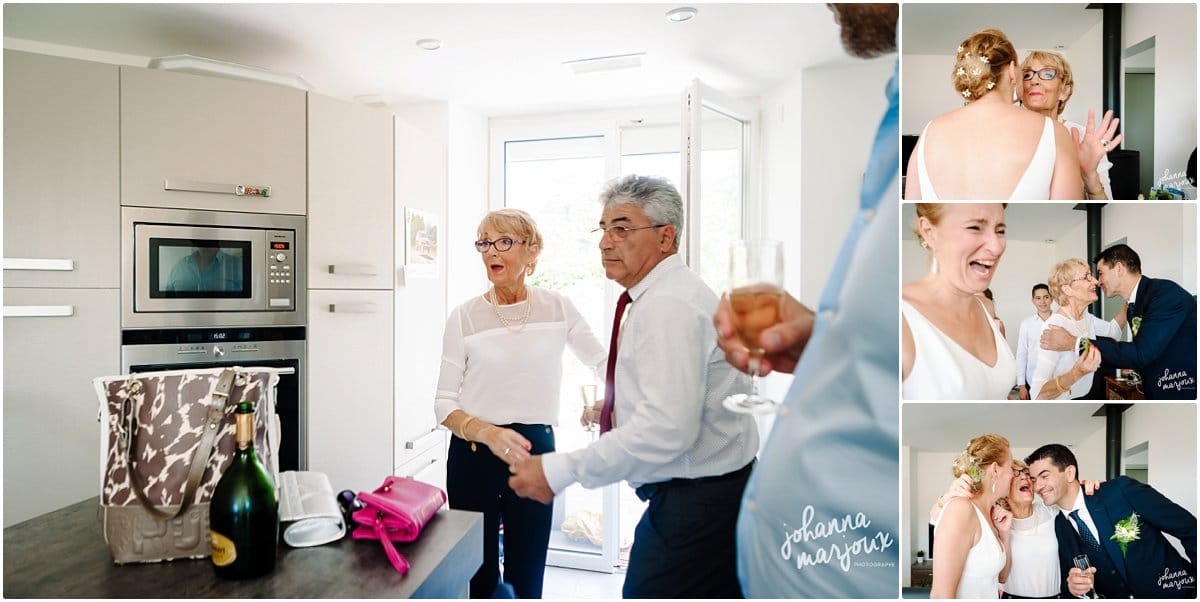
[
  {"left": 919, "top": 237, "right": 929, "bottom": 250},
  {"left": 971, "top": 67, "right": 983, "bottom": 77},
  {"left": 956, "top": 67, "right": 966, "bottom": 76},
  {"left": 986, "top": 81, "right": 996, "bottom": 90},
  {"left": 962, "top": 89, "right": 972, "bottom": 98},
  {"left": 957, "top": 45, "right": 964, "bottom": 53},
  {"left": 979, "top": 55, "right": 989, "bottom": 64}
]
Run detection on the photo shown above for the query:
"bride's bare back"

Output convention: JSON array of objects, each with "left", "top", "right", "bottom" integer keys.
[{"left": 922, "top": 102, "right": 1048, "bottom": 199}]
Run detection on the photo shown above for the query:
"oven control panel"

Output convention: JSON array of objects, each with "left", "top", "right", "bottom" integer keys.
[{"left": 266, "top": 231, "right": 295, "bottom": 310}]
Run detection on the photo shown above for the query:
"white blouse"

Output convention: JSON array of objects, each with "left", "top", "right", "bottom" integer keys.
[
  {"left": 1003, "top": 500, "right": 1061, "bottom": 598},
  {"left": 1030, "top": 311, "right": 1122, "bottom": 399},
  {"left": 433, "top": 287, "right": 607, "bottom": 426}
]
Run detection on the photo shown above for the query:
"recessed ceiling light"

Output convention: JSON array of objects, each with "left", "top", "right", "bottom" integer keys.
[
  {"left": 416, "top": 38, "right": 442, "bottom": 51},
  {"left": 1054, "top": 44, "right": 1066, "bottom": 50},
  {"left": 666, "top": 7, "right": 698, "bottom": 22}
]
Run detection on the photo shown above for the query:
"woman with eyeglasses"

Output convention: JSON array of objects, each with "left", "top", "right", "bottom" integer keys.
[
  {"left": 1020, "top": 50, "right": 1122, "bottom": 200},
  {"left": 903, "top": 203, "right": 1016, "bottom": 400},
  {"left": 905, "top": 28, "right": 1082, "bottom": 200},
  {"left": 434, "top": 208, "right": 606, "bottom": 598},
  {"left": 931, "top": 460, "right": 1102, "bottom": 598},
  {"left": 1029, "top": 258, "right": 1124, "bottom": 400}
]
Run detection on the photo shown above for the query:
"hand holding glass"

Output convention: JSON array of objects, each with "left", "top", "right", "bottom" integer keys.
[
  {"left": 579, "top": 384, "right": 600, "bottom": 432},
  {"left": 1073, "top": 554, "right": 1097, "bottom": 598},
  {"left": 722, "top": 240, "right": 784, "bottom": 415}
]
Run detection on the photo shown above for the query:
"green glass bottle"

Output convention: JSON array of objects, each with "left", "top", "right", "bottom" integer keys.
[{"left": 209, "top": 401, "right": 279, "bottom": 579}]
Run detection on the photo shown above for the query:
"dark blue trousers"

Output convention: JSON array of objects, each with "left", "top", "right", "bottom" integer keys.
[
  {"left": 447, "top": 423, "right": 554, "bottom": 599},
  {"left": 623, "top": 461, "right": 754, "bottom": 599}
]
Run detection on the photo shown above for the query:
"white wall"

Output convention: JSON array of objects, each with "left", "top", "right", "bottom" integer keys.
[
  {"left": 1122, "top": 404, "right": 1198, "bottom": 514},
  {"left": 796, "top": 56, "right": 894, "bottom": 307},
  {"left": 1124, "top": 3, "right": 1198, "bottom": 187},
  {"left": 1101, "top": 203, "right": 1197, "bottom": 293},
  {"left": 446, "top": 104, "right": 490, "bottom": 310},
  {"left": 393, "top": 102, "right": 451, "bottom": 448},
  {"left": 902, "top": 22, "right": 1104, "bottom": 135}
]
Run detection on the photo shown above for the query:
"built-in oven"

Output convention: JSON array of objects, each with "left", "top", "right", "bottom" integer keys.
[
  {"left": 122, "top": 207, "right": 306, "bottom": 329},
  {"left": 121, "top": 326, "right": 306, "bottom": 472}
]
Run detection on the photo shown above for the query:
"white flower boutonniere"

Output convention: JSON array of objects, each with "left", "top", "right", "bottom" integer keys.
[
  {"left": 1131, "top": 316, "right": 1142, "bottom": 338},
  {"left": 1111, "top": 512, "right": 1140, "bottom": 556}
]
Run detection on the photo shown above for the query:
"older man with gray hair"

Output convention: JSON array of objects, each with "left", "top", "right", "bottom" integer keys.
[{"left": 508, "top": 174, "right": 759, "bottom": 598}]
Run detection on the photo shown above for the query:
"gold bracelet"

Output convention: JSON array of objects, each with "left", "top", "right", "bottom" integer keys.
[
  {"left": 1054, "top": 376, "right": 1066, "bottom": 395},
  {"left": 459, "top": 415, "right": 477, "bottom": 442}
]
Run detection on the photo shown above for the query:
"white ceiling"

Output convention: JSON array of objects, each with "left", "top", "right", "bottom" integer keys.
[
  {"left": 901, "top": 203, "right": 1088, "bottom": 243},
  {"left": 901, "top": 3, "right": 1103, "bottom": 55},
  {"left": 3, "top": 3, "right": 852, "bottom": 116},
  {"left": 903, "top": 403, "right": 1107, "bottom": 452}
]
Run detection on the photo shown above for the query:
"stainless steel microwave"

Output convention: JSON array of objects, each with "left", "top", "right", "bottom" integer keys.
[{"left": 122, "top": 207, "right": 306, "bottom": 328}]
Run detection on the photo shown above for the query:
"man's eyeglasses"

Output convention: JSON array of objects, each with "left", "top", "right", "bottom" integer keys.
[
  {"left": 590, "top": 223, "right": 667, "bottom": 242},
  {"left": 474, "top": 237, "right": 526, "bottom": 253},
  {"left": 1023, "top": 67, "right": 1060, "bottom": 82}
]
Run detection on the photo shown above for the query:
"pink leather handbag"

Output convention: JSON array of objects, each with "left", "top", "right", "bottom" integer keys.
[{"left": 351, "top": 476, "right": 447, "bottom": 574}]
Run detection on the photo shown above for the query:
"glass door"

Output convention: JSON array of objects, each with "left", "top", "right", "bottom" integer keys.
[{"left": 502, "top": 135, "right": 621, "bottom": 573}]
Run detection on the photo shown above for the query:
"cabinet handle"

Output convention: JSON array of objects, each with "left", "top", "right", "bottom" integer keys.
[
  {"left": 403, "top": 458, "right": 438, "bottom": 479},
  {"left": 404, "top": 427, "right": 440, "bottom": 450},
  {"left": 327, "top": 264, "right": 378, "bottom": 276},
  {"left": 328, "top": 303, "right": 377, "bottom": 314},
  {"left": 2, "top": 258, "right": 75, "bottom": 271},
  {"left": 163, "top": 178, "right": 271, "bottom": 198},
  {"left": 3, "top": 305, "right": 74, "bottom": 318}
]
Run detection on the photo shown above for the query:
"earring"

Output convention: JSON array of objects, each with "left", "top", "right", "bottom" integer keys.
[
  {"left": 931, "top": 255, "right": 939, "bottom": 275},
  {"left": 992, "top": 481, "right": 996, "bottom": 494},
  {"left": 525, "top": 265, "right": 534, "bottom": 276}
]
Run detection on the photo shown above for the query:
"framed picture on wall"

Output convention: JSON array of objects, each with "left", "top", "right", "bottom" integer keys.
[{"left": 404, "top": 207, "right": 439, "bottom": 278}]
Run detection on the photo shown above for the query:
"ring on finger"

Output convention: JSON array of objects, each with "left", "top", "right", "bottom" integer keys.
[
  {"left": 504, "top": 447, "right": 511, "bottom": 456},
  {"left": 1100, "top": 139, "right": 1110, "bottom": 146}
]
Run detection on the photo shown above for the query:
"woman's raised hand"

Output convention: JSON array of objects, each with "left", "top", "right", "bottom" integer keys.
[
  {"left": 945, "top": 473, "right": 975, "bottom": 501},
  {"left": 1073, "top": 109, "right": 1124, "bottom": 187},
  {"left": 991, "top": 504, "right": 1014, "bottom": 541},
  {"left": 478, "top": 426, "right": 533, "bottom": 466}
]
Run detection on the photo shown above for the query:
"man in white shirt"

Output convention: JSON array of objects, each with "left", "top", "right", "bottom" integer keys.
[
  {"left": 508, "top": 174, "right": 758, "bottom": 598},
  {"left": 1017, "top": 283, "right": 1054, "bottom": 399}
]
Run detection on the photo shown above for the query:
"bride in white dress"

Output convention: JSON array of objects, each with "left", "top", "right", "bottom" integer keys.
[
  {"left": 904, "top": 28, "right": 1082, "bottom": 200},
  {"left": 932, "top": 434, "right": 1014, "bottom": 599},
  {"left": 902, "top": 204, "right": 1016, "bottom": 400}
]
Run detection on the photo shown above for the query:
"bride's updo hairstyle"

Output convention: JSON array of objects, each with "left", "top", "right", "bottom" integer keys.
[
  {"left": 952, "top": 28, "right": 1018, "bottom": 102},
  {"left": 912, "top": 203, "right": 944, "bottom": 248},
  {"left": 951, "top": 433, "right": 1010, "bottom": 478}
]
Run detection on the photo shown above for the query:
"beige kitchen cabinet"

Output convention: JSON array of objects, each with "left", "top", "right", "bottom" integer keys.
[
  {"left": 307, "top": 93, "right": 394, "bottom": 290},
  {"left": 306, "top": 289, "right": 394, "bottom": 492},
  {"left": 120, "top": 65, "right": 306, "bottom": 214},
  {"left": 3, "top": 50, "right": 119, "bottom": 289},
  {"left": 2, "top": 288, "right": 120, "bottom": 526}
]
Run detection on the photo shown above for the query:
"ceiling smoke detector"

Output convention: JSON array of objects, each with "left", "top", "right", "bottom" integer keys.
[
  {"left": 666, "top": 7, "right": 698, "bottom": 22},
  {"left": 563, "top": 52, "right": 646, "bottom": 75},
  {"left": 416, "top": 38, "right": 443, "bottom": 51}
]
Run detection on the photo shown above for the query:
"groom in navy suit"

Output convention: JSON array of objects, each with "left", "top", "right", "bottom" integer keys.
[
  {"left": 1042, "top": 243, "right": 1197, "bottom": 399},
  {"left": 1026, "top": 444, "right": 1196, "bottom": 598}
]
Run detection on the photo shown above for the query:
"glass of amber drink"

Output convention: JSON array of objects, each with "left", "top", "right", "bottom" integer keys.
[{"left": 723, "top": 240, "right": 784, "bottom": 415}]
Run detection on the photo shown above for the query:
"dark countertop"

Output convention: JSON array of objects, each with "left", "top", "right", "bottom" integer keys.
[{"left": 4, "top": 497, "right": 482, "bottom": 598}]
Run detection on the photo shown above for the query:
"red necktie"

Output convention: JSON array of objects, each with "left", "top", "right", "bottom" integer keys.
[{"left": 600, "top": 291, "right": 632, "bottom": 433}]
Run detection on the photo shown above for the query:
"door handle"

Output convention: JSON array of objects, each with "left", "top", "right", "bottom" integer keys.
[
  {"left": 328, "top": 303, "right": 377, "bottom": 314},
  {"left": 2, "top": 258, "right": 75, "bottom": 271},
  {"left": 3, "top": 305, "right": 74, "bottom": 318},
  {"left": 327, "top": 264, "right": 378, "bottom": 276},
  {"left": 163, "top": 178, "right": 271, "bottom": 197}
]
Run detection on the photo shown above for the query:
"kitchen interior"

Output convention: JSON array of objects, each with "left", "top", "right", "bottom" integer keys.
[{"left": 2, "top": 3, "right": 891, "bottom": 596}]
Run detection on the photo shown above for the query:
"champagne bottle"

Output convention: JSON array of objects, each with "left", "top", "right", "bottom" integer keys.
[{"left": 210, "top": 401, "right": 279, "bottom": 579}]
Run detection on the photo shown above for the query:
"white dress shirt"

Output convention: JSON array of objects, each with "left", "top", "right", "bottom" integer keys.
[
  {"left": 1063, "top": 484, "right": 1102, "bottom": 545},
  {"left": 541, "top": 254, "right": 758, "bottom": 491},
  {"left": 1016, "top": 313, "right": 1050, "bottom": 387},
  {"left": 433, "top": 286, "right": 606, "bottom": 426}
]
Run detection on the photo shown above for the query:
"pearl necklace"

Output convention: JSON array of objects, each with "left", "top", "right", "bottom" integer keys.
[{"left": 489, "top": 287, "right": 531, "bottom": 331}]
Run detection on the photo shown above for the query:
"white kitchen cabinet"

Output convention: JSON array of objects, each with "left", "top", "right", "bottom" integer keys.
[
  {"left": 3, "top": 50, "right": 120, "bottom": 289},
  {"left": 120, "top": 65, "right": 306, "bottom": 214},
  {"left": 306, "top": 289, "right": 394, "bottom": 493},
  {"left": 307, "top": 93, "right": 394, "bottom": 290},
  {"left": 395, "top": 433, "right": 448, "bottom": 496},
  {"left": 3, "top": 288, "right": 120, "bottom": 526}
]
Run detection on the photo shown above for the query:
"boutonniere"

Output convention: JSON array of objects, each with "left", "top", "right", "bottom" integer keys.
[
  {"left": 1131, "top": 316, "right": 1142, "bottom": 338},
  {"left": 1111, "top": 512, "right": 1141, "bottom": 555}
]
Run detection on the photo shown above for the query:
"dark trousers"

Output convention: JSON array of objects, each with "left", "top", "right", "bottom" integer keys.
[
  {"left": 447, "top": 423, "right": 555, "bottom": 599},
  {"left": 623, "top": 461, "right": 754, "bottom": 599}
]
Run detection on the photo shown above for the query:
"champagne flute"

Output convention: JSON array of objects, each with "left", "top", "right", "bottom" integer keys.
[
  {"left": 579, "top": 383, "right": 600, "bottom": 433},
  {"left": 722, "top": 240, "right": 784, "bottom": 415},
  {"left": 1073, "top": 554, "right": 1097, "bottom": 598}
]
